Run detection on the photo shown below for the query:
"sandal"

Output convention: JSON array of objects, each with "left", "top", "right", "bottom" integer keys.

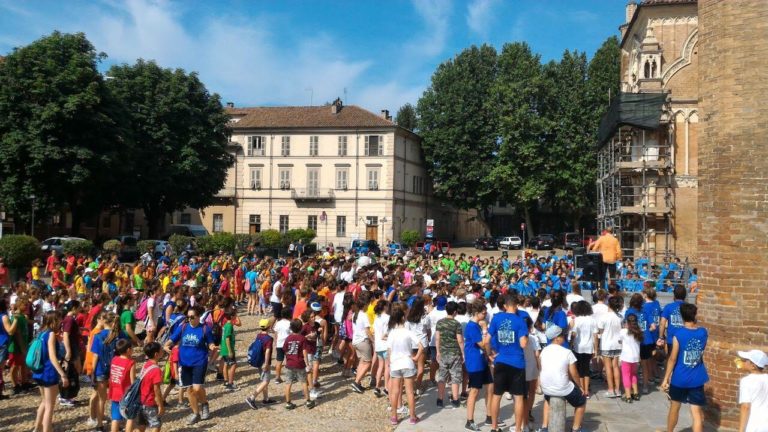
[
  {"left": 632, "top": 393, "right": 641, "bottom": 401},
  {"left": 620, "top": 395, "right": 633, "bottom": 403}
]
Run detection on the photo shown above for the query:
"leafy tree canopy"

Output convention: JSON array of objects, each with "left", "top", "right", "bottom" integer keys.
[{"left": 395, "top": 103, "right": 418, "bottom": 131}]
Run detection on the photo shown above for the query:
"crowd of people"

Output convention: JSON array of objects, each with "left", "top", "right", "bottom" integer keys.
[{"left": 0, "top": 234, "right": 765, "bottom": 432}]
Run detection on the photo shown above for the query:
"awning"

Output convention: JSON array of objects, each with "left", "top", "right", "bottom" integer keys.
[{"left": 597, "top": 92, "right": 667, "bottom": 147}]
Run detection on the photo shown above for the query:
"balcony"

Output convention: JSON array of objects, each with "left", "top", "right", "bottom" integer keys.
[{"left": 291, "top": 188, "right": 335, "bottom": 202}]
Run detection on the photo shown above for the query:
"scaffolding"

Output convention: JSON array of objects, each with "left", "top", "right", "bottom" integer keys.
[{"left": 597, "top": 126, "right": 674, "bottom": 262}]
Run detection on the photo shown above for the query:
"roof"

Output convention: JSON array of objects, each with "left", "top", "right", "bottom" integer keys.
[
  {"left": 621, "top": 0, "right": 697, "bottom": 47},
  {"left": 226, "top": 104, "right": 396, "bottom": 130}
]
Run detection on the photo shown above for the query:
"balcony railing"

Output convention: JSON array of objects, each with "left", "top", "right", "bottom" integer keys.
[{"left": 291, "top": 188, "right": 335, "bottom": 202}]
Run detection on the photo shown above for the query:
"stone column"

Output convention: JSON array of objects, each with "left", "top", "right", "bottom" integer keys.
[{"left": 697, "top": 1, "right": 768, "bottom": 429}]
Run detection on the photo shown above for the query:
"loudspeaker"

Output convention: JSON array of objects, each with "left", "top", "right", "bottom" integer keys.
[
  {"left": 572, "top": 246, "right": 586, "bottom": 257},
  {"left": 579, "top": 252, "right": 605, "bottom": 282}
]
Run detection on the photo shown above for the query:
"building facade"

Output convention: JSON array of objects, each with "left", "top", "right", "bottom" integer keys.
[
  {"left": 597, "top": 0, "right": 699, "bottom": 262},
  {"left": 198, "top": 99, "right": 485, "bottom": 246}
]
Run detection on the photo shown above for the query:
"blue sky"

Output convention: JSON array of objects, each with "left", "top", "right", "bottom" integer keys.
[{"left": 0, "top": 0, "right": 624, "bottom": 113}]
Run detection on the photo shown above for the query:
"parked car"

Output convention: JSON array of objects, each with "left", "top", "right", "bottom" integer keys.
[
  {"left": 499, "top": 236, "right": 523, "bottom": 250},
  {"left": 557, "top": 232, "right": 582, "bottom": 250},
  {"left": 141, "top": 240, "right": 173, "bottom": 259},
  {"left": 41, "top": 236, "right": 87, "bottom": 256},
  {"left": 385, "top": 242, "right": 406, "bottom": 257},
  {"left": 162, "top": 224, "right": 209, "bottom": 239},
  {"left": 528, "top": 234, "right": 555, "bottom": 250},
  {"left": 474, "top": 236, "right": 498, "bottom": 250},
  {"left": 112, "top": 235, "right": 139, "bottom": 262},
  {"left": 349, "top": 239, "right": 380, "bottom": 256}
]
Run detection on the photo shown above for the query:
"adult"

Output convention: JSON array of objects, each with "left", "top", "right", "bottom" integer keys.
[{"left": 587, "top": 227, "right": 621, "bottom": 284}]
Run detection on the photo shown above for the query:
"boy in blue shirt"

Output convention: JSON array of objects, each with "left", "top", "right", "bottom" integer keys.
[{"left": 659, "top": 285, "right": 687, "bottom": 354}]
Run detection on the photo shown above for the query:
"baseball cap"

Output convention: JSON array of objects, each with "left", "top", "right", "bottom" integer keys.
[
  {"left": 738, "top": 350, "right": 768, "bottom": 368},
  {"left": 310, "top": 302, "right": 322, "bottom": 312},
  {"left": 435, "top": 296, "right": 448, "bottom": 311},
  {"left": 259, "top": 319, "right": 270, "bottom": 329},
  {"left": 545, "top": 325, "right": 564, "bottom": 340}
]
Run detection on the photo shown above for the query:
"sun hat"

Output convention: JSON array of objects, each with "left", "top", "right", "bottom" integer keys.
[
  {"left": 259, "top": 319, "right": 270, "bottom": 329},
  {"left": 545, "top": 325, "right": 564, "bottom": 340},
  {"left": 310, "top": 302, "right": 322, "bottom": 312},
  {"left": 738, "top": 350, "right": 768, "bottom": 368}
]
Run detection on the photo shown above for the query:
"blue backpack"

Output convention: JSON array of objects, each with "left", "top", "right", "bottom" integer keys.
[
  {"left": 247, "top": 335, "right": 269, "bottom": 368},
  {"left": 25, "top": 331, "right": 47, "bottom": 372}
]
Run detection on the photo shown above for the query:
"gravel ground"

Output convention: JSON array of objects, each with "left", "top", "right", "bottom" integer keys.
[{"left": 0, "top": 312, "right": 393, "bottom": 432}]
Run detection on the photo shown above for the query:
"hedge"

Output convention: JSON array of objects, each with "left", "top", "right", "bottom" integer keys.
[
  {"left": 102, "top": 239, "right": 121, "bottom": 253},
  {"left": 0, "top": 235, "right": 41, "bottom": 268},
  {"left": 260, "top": 230, "right": 282, "bottom": 248},
  {"left": 168, "top": 234, "right": 194, "bottom": 256},
  {"left": 284, "top": 228, "right": 316, "bottom": 245},
  {"left": 136, "top": 240, "right": 156, "bottom": 254},
  {"left": 400, "top": 230, "right": 420, "bottom": 247},
  {"left": 62, "top": 239, "right": 95, "bottom": 257}
]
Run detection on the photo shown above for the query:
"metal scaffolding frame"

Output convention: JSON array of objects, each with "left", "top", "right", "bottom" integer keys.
[{"left": 597, "top": 125, "right": 674, "bottom": 263}]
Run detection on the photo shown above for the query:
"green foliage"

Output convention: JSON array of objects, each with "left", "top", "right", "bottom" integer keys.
[
  {"left": 196, "top": 232, "right": 236, "bottom": 255},
  {"left": 400, "top": 230, "right": 420, "bottom": 247},
  {"left": 395, "top": 103, "right": 418, "bottom": 131},
  {"left": 62, "top": 239, "right": 95, "bottom": 257},
  {"left": 102, "top": 239, "right": 121, "bottom": 253},
  {"left": 168, "top": 234, "right": 194, "bottom": 256},
  {"left": 284, "top": 229, "right": 316, "bottom": 245},
  {"left": 259, "top": 230, "right": 282, "bottom": 248},
  {"left": 136, "top": 240, "right": 156, "bottom": 254},
  {"left": 233, "top": 233, "right": 258, "bottom": 253},
  {"left": 0, "top": 235, "right": 41, "bottom": 268}
]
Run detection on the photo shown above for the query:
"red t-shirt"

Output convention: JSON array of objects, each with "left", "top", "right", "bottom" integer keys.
[
  {"left": 283, "top": 333, "right": 307, "bottom": 370},
  {"left": 108, "top": 356, "right": 134, "bottom": 402},
  {"left": 85, "top": 304, "right": 103, "bottom": 331},
  {"left": 301, "top": 322, "right": 318, "bottom": 354},
  {"left": 66, "top": 256, "right": 76, "bottom": 275},
  {"left": 140, "top": 361, "right": 163, "bottom": 406},
  {"left": 46, "top": 255, "right": 58, "bottom": 273},
  {"left": 0, "top": 265, "right": 8, "bottom": 286},
  {"left": 61, "top": 315, "right": 81, "bottom": 351}
]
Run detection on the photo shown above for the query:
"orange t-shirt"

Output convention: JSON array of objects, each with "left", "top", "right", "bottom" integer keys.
[{"left": 293, "top": 299, "right": 308, "bottom": 320}]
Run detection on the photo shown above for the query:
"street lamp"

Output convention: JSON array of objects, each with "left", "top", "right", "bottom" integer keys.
[{"left": 29, "top": 194, "right": 36, "bottom": 238}]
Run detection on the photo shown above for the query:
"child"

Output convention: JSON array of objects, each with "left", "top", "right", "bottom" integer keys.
[
  {"left": 283, "top": 319, "right": 314, "bottom": 410},
  {"left": 619, "top": 314, "right": 643, "bottom": 402},
  {"left": 137, "top": 342, "right": 165, "bottom": 432},
  {"left": 220, "top": 307, "right": 238, "bottom": 390},
  {"left": 736, "top": 350, "right": 768, "bottom": 432},
  {"left": 245, "top": 319, "right": 277, "bottom": 409},
  {"left": 108, "top": 339, "right": 136, "bottom": 432},
  {"left": 273, "top": 308, "right": 292, "bottom": 383},
  {"left": 570, "top": 300, "right": 597, "bottom": 397}
]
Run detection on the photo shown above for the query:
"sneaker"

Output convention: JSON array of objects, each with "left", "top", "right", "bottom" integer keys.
[
  {"left": 309, "top": 389, "right": 319, "bottom": 400},
  {"left": 603, "top": 390, "right": 618, "bottom": 398},
  {"left": 350, "top": 382, "right": 364, "bottom": 394},
  {"left": 245, "top": 396, "right": 258, "bottom": 410},
  {"left": 186, "top": 413, "right": 200, "bottom": 425},
  {"left": 409, "top": 417, "right": 419, "bottom": 425},
  {"left": 383, "top": 388, "right": 389, "bottom": 396},
  {"left": 85, "top": 419, "right": 98, "bottom": 428},
  {"left": 262, "top": 399, "right": 278, "bottom": 405},
  {"left": 390, "top": 416, "right": 399, "bottom": 426},
  {"left": 632, "top": 393, "right": 641, "bottom": 401},
  {"left": 60, "top": 399, "right": 76, "bottom": 407},
  {"left": 397, "top": 406, "right": 409, "bottom": 416},
  {"left": 436, "top": 399, "right": 444, "bottom": 408},
  {"left": 465, "top": 420, "right": 481, "bottom": 431},
  {"left": 306, "top": 400, "right": 316, "bottom": 409},
  {"left": 536, "top": 428, "right": 549, "bottom": 432},
  {"left": 460, "top": 391, "right": 469, "bottom": 400},
  {"left": 485, "top": 417, "right": 506, "bottom": 428},
  {"left": 642, "top": 385, "right": 650, "bottom": 394},
  {"left": 505, "top": 393, "right": 513, "bottom": 400},
  {"left": 373, "top": 388, "right": 383, "bottom": 398},
  {"left": 285, "top": 402, "right": 297, "bottom": 410},
  {"left": 451, "top": 399, "right": 461, "bottom": 409},
  {"left": 227, "top": 384, "right": 239, "bottom": 392},
  {"left": 216, "top": 372, "right": 225, "bottom": 381},
  {"left": 275, "top": 377, "right": 284, "bottom": 384},
  {"left": 200, "top": 403, "right": 210, "bottom": 420}
]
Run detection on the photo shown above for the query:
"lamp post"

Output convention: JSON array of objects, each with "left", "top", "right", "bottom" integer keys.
[{"left": 29, "top": 194, "right": 36, "bottom": 238}]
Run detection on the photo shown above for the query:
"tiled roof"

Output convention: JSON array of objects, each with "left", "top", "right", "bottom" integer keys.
[
  {"left": 226, "top": 104, "right": 396, "bottom": 129},
  {"left": 641, "top": 0, "right": 697, "bottom": 5}
]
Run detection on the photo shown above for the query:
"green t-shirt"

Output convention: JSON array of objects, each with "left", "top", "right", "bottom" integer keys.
[
  {"left": 220, "top": 322, "right": 235, "bottom": 357},
  {"left": 8, "top": 314, "right": 29, "bottom": 354},
  {"left": 120, "top": 310, "right": 135, "bottom": 333},
  {"left": 133, "top": 274, "right": 144, "bottom": 291},
  {"left": 459, "top": 261, "right": 470, "bottom": 273},
  {"left": 449, "top": 273, "right": 462, "bottom": 287},
  {"left": 436, "top": 317, "right": 462, "bottom": 356}
]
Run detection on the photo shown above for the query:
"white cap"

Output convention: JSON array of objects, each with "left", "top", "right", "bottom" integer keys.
[{"left": 738, "top": 350, "right": 768, "bottom": 368}]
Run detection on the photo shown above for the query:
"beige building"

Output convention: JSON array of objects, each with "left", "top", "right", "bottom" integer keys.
[
  {"left": 198, "top": 99, "right": 486, "bottom": 247},
  {"left": 597, "top": 0, "right": 698, "bottom": 261}
]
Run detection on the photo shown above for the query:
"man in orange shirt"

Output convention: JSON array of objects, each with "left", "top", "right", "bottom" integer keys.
[{"left": 588, "top": 226, "right": 622, "bottom": 284}]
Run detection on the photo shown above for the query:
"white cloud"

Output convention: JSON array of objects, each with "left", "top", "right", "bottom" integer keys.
[
  {"left": 353, "top": 81, "right": 424, "bottom": 116},
  {"left": 404, "top": 0, "right": 452, "bottom": 59},
  {"left": 467, "top": 0, "right": 500, "bottom": 37}
]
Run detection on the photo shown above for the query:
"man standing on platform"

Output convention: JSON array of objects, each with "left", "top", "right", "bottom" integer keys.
[{"left": 587, "top": 227, "right": 622, "bottom": 286}]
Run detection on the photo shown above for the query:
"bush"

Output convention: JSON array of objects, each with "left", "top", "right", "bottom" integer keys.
[
  {"left": 102, "top": 239, "right": 121, "bottom": 253},
  {"left": 168, "top": 234, "right": 194, "bottom": 256},
  {"left": 400, "top": 230, "right": 420, "bottom": 247},
  {"left": 62, "top": 239, "right": 95, "bottom": 257},
  {"left": 233, "top": 233, "right": 258, "bottom": 254},
  {"left": 284, "top": 228, "right": 316, "bottom": 245},
  {"left": 0, "top": 235, "right": 41, "bottom": 268},
  {"left": 260, "top": 229, "right": 282, "bottom": 248},
  {"left": 195, "top": 232, "right": 236, "bottom": 256},
  {"left": 136, "top": 240, "right": 156, "bottom": 254}
]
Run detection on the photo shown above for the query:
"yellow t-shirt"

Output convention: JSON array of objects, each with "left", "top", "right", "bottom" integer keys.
[
  {"left": 75, "top": 276, "right": 86, "bottom": 295},
  {"left": 366, "top": 301, "right": 378, "bottom": 325},
  {"left": 31, "top": 266, "right": 40, "bottom": 281},
  {"left": 162, "top": 275, "right": 171, "bottom": 292}
]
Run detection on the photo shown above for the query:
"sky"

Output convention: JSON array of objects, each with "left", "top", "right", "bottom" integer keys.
[{"left": 0, "top": 0, "right": 625, "bottom": 113}]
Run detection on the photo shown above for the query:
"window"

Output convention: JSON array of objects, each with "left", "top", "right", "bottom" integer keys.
[
  {"left": 213, "top": 214, "right": 224, "bottom": 233},
  {"left": 336, "top": 215, "right": 346, "bottom": 237},
  {"left": 249, "top": 214, "right": 261, "bottom": 234},
  {"left": 247, "top": 136, "right": 265, "bottom": 156},
  {"left": 279, "top": 215, "right": 289, "bottom": 234},
  {"left": 307, "top": 168, "right": 319, "bottom": 196},
  {"left": 366, "top": 216, "right": 378, "bottom": 226},
  {"left": 365, "top": 135, "right": 384, "bottom": 156},
  {"left": 279, "top": 168, "right": 291, "bottom": 189},
  {"left": 281, "top": 136, "right": 291, "bottom": 156},
  {"left": 249, "top": 166, "right": 262, "bottom": 189},
  {"left": 309, "top": 136, "right": 319, "bottom": 156},
  {"left": 367, "top": 169, "right": 379, "bottom": 190},
  {"left": 411, "top": 176, "right": 424, "bottom": 194},
  {"left": 308, "top": 215, "right": 318, "bottom": 232},
  {"left": 180, "top": 213, "right": 192, "bottom": 224},
  {"left": 338, "top": 136, "right": 348, "bottom": 156},
  {"left": 336, "top": 168, "right": 349, "bottom": 190}
]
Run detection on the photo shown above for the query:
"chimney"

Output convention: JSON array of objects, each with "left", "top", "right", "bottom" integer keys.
[
  {"left": 381, "top": 109, "right": 391, "bottom": 120},
  {"left": 331, "top": 97, "right": 343, "bottom": 114},
  {"left": 626, "top": 0, "right": 637, "bottom": 24},
  {"left": 226, "top": 102, "right": 234, "bottom": 108}
]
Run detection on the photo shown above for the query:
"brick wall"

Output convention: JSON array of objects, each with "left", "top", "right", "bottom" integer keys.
[{"left": 697, "top": 1, "right": 768, "bottom": 429}]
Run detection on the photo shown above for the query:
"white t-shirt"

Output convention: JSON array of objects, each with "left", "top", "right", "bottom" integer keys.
[
  {"left": 566, "top": 293, "right": 585, "bottom": 309},
  {"left": 373, "top": 313, "right": 390, "bottom": 352},
  {"left": 352, "top": 311, "right": 370, "bottom": 345},
  {"left": 539, "top": 343, "right": 577, "bottom": 397},
  {"left": 572, "top": 316, "right": 598, "bottom": 354},
  {"left": 619, "top": 329, "right": 641, "bottom": 363},
  {"left": 274, "top": 319, "right": 291, "bottom": 348},
  {"left": 592, "top": 302, "right": 609, "bottom": 323},
  {"left": 427, "top": 309, "right": 447, "bottom": 347},
  {"left": 405, "top": 316, "right": 429, "bottom": 349},
  {"left": 340, "top": 270, "right": 353, "bottom": 283},
  {"left": 387, "top": 327, "right": 419, "bottom": 371},
  {"left": 598, "top": 312, "right": 623, "bottom": 351},
  {"left": 524, "top": 335, "right": 541, "bottom": 381},
  {"left": 739, "top": 373, "right": 768, "bottom": 432},
  {"left": 270, "top": 281, "right": 282, "bottom": 303},
  {"left": 332, "top": 292, "right": 345, "bottom": 323}
]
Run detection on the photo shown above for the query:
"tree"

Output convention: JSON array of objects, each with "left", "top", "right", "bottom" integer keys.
[
  {"left": 0, "top": 31, "right": 125, "bottom": 235},
  {"left": 417, "top": 45, "right": 499, "bottom": 214},
  {"left": 106, "top": 60, "right": 233, "bottom": 237},
  {"left": 395, "top": 103, "right": 418, "bottom": 131},
  {"left": 587, "top": 36, "right": 621, "bottom": 126}
]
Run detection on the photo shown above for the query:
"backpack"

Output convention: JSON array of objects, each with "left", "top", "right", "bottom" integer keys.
[
  {"left": 203, "top": 311, "right": 224, "bottom": 345},
  {"left": 158, "top": 315, "right": 185, "bottom": 347},
  {"left": 25, "top": 331, "right": 47, "bottom": 372},
  {"left": 247, "top": 334, "right": 269, "bottom": 368},
  {"left": 119, "top": 363, "right": 159, "bottom": 420},
  {"left": 134, "top": 296, "right": 149, "bottom": 322}
]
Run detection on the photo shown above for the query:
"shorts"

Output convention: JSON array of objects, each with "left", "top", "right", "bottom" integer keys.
[
  {"left": 668, "top": 384, "right": 707, "bottom": 406},
  {"left": 222, "top": 356, "right": 237, "bottom": 366},
  {"left": 259, "top": 369, "right": 272, "bottom": 382},
  {"left": 95, "top": 374, "right": 109, "bottom": 383},
  {"left": 111, "top": 401, "right": 125, "bottom": 421},
  {"left": 180, "top": 364, "right": 207, "bottom": 388},
  {"left": 437, "top": 354, "right": 463, "bottom": 384},
  {"left": 493, "top": 363, "right": 527, "bottom": 396},
  {"left": 8, "top": 352, "right": 24, "bottom": 367},
  {"left": 468, "top": 367, "right": 493, "bottom": 389},
  {"left": 601, "top": 349, "right": 621, "bottom": 358},
  {"left": 575, "top": 353, "right": 592, "bottom": 378},
  {"left": 545, "top": 385, "right": 587, "bottom": 408},
  {"left": 312, "top": 345, "right": 323, "bottom": 362},
  {"left": 276, "top": 348, "right": 285, "bottom": 362},
  {"left": 640, "top": 344, "right": 655, "bottom": 360},
  {"left": 353, "top": 341, "right": 373, "bottom": 362},
  {"left": 137, "top": 405, "right": 161, "bottom": 428},
  {"left": 390, "top": 368, "right": 417, "bottom": 379},
  {"left": 428, "top": 346, "right": 437, "bottom": 361},
  {"left": 0, "top": 345, "right": 8, "bottom": 365},
  {"left": 271, "top": 302, "right": 283, "bottom": 319},
  {"left": 376, "top": 350, "right": 388, "bottom": 360},
  {"left": 286, "top": 367, "right": 306, "bottom": 384}
]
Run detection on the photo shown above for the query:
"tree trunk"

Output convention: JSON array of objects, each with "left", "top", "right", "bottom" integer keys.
[
  {"left": 145, "top": 207, "right": 162, "bottom": 239},
  {"left": 524, "top": 206, "right": 534, "bottom": 238},
  {"left": 70, "top": 206, "right": 82, "bottom": 237}
]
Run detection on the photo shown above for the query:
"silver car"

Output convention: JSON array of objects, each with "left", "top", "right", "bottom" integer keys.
[{"left": 41, "top": 236, "right": 87, "bottom": 255}]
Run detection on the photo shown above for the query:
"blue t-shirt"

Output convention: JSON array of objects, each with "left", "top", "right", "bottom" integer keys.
[
  {"left": 245, "top": 271, "right": 258, "bottom": 291},
  {"left": 0, "top": 313, "right": 9, "bottom": 347},
  {"left": 642, "top": 300, "right": 662, "bottom": 344},
  {"left": 463, "top": 321, "right": 487, "bottom": 373},
  {"left": 662, "top": 300, "right": 685, "bottom": 344},
  {"left": 624, "top": 307, "right": 649, "bottom": 343},
  {"left": 488, "top": 312, "right": 527, "bottom": 368},
  {"left": 543, "top": 308, "right": 570, "bottom": 349},
  {"left": 671, "top": 327, "right": 709, "bottom": 388},
  {"left": 90, "top": 329, "right": 123, "bottom": 378},
  {"left": 170, "top": 323, "right": 214, "bottom": 367}
]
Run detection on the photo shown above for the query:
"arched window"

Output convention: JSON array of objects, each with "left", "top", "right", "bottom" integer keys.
[
  {"left": 651, "top": 59, "right": 658, "bottom": 78},
  {"left": 644, "top": 60, "right": 651, "bottom": 79}
]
